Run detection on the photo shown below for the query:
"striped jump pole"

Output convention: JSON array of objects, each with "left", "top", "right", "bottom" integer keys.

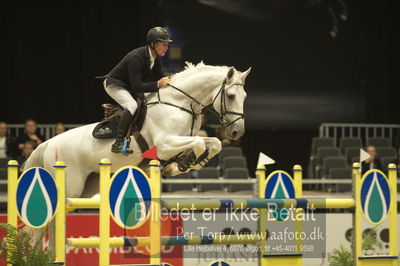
[
  {"left": 68, "top": 233, "right": 267, "bottom": 248},
  {"left": 69, "top": 197, "right": 356, "bottom": 211},
  {"left": 162, "top": 198, "right": 355, "bottom": 211}
]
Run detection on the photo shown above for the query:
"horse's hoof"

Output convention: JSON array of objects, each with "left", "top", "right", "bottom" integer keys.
[{"left": 162, "top": 162, "right": 178, "bottom": 176}]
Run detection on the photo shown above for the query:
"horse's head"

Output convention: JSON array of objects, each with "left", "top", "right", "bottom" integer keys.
[{"left": 212, "top": 66, "right": 251, "bottom": 140}]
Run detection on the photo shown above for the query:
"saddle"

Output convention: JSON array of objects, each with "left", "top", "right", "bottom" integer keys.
[{"left": 92, "top": 94, "right": 149, "bottom": 153}]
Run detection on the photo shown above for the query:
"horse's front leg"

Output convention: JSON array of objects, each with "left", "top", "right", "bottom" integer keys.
[
  {"left": 191, "top": 137, "right": 222, "bottom": 170},
  {"left": 157, "top": 135, "right": 207, "bottom": 176}
]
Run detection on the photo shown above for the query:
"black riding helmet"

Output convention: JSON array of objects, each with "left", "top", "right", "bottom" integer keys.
[{"left": 146, "top": 27, "right": 172, "bottom": 48}]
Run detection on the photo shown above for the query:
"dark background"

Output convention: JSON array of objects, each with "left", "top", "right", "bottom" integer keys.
[{"left": 1, "top": 0, "right": 399, "bottom": 173}]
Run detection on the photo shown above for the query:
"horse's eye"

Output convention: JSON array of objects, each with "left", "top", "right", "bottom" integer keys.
[{"left": 227, "top": 94, "right": 235, "bottom": 100}]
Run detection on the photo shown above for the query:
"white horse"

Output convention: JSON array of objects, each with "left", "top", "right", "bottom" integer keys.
[
  {"left": 25, "top": 61, "right": 250, "bottom": 198},
  {"left": 24, "top": 62, "right": 250, "bottom": 253}
]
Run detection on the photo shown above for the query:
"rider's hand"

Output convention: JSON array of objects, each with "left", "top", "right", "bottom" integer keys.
[{"left": 158, "top": 77, "right": 170, "bottom": 88}]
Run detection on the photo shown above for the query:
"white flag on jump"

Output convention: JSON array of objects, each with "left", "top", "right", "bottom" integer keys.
[
  {"left": 257, "top": 152, "right": 275, "bottom": 166},
  {"left": 360, "top": 148, "right": 371, "bottom": 162}
]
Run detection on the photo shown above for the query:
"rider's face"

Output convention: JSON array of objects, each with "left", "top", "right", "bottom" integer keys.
[{"left": 154, "top": 41, "right": 168, "bottom": 57}]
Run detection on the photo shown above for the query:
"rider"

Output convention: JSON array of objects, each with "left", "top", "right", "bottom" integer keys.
[{"left": 102, "top": 27, "right": 172, "bottom": 153}]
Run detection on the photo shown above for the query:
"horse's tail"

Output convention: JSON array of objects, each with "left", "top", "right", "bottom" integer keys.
[{"left": 23, "top": 141, "right": 48, "bottom": 170}]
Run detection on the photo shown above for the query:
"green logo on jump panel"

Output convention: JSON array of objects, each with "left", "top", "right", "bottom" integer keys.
[
  {"left": 265, "top": 171, "right": 296, "bottom": 222},
  {"left": 361, "top": 170, "right": 390, "bottom": 224},
  {"left": 109, "top": 167, "right": 152, "bottom": 229},
  {"left": 16, "top": 168, "right": 58, "bottom": 228}
]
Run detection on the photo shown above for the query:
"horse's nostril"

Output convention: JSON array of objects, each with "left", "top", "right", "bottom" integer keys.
[{"left": 231, "top": 131, "right": 238, "bottom": 139}]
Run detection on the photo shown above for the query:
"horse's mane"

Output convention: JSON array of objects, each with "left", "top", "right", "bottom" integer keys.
[{"left": 170, "top": 61, "right": 230, "bottom": 82}]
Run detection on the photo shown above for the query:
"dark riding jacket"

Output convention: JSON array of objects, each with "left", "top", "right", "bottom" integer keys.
[{"left": 103, "top": 46, "right": 164, "bottom": 93}]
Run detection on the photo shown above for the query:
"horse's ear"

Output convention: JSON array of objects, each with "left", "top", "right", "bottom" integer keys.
[
  {"left": 227, "top": 67, "right": 235, "bottom": 81},
  {"left": 240, "top": 67, "right": 252, "bottom": 80}
]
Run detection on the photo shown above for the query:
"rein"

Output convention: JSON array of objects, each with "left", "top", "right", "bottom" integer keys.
[
  {"left": 146, "top": 85, "right": 199, "bottom": 136},
  {"left": 146, "top": 76, "right": 245, "bottom": 136}
]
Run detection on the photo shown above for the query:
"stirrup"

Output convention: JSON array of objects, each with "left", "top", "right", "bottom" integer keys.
[
  {"left": 121, "top": 138, "right": 133, "bottom": 156},
  {"left": 111, "top": 138, "right": 133, "bottom": 155}
]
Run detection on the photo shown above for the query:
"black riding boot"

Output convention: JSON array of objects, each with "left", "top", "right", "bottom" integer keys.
[{"left": 111, "top": 109, "right": 133, "bottom": 154}]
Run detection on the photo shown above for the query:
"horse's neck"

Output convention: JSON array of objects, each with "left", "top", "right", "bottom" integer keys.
[{"left": 165, "top": 70, "right": 225, "bottom": 108}]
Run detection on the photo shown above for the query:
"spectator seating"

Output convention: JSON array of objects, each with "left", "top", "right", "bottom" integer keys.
[
  {"left": 0, "top": 168, "right": 6, "bottom": 180},
  {"left": 321, "top": 156, "right": 347, "bottom": 179},
  {"left": 339, "top": 137, "right": 362, "bottom": 155},
  {"left": 0, "top": 157, "right": 11, "bottom": 169},
  {"left": 308, "top": 137, "right": 335, "bottom": 179},
  {"left": 197, "top": 167, "right": 224, "bottom": 192},
  {"left": 344, "top": 147, "right": 361, "bottom": 166},
  {"left": 223, "top": 167, "right": 252, "bottom": 193},
  {"left": 380, "top": 156, "right": 398, "bottom": 173},
  {"left": 308, "top": 134, "right": 399, "bottom": 183},
  {"left": 314, "top": 147, "right": 340, "bottom": 178},
  {"left": 221, "top": 156, "right": 247, "bottom": 174},
  {"left": 0, "top": 168, "right": 7, "bottom": 194},
  {"left": 310, "top": 137, "right": 335, "bottom": 156},
  {"left": 218, "top": 146, "right": 243, "bottom": 164},
  {"left": 367, "top": 137, "right": 391, "bottom": 147},
  {"left": 328, "top": 167, "right": 352, "bottom": 192},
  {"left": 165, "top": 172, "right": 193, "bottom": 193},
  {"left": 197, "top": 167, "right": 220, "bottom": 179},
  {"left": 376, "top": 146, "right": 397, "bottom": 158}
]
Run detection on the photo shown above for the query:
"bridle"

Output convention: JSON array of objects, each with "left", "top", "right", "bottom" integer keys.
[
  {"left": 210, "top": 78, "right": 245, "bottom": 128},
  {"left": 146, "top": 76, "right": 245, "bottom": 136}
]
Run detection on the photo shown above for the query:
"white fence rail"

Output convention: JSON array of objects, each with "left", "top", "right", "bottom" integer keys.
[
  {"left": 319, "top": 123, "right": 400, "bottom": 146},
  {"left": 7, "top": 124, "right": 84, "bottom": 140}
]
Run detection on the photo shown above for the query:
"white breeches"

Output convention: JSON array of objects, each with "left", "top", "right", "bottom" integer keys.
[{"left": 104, "top": 80, "right": 137, "bottom": 115}]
